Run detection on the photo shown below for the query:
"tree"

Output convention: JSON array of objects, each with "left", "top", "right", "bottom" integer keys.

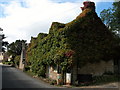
[
  {"left": 7, "top": 40, "right": 27, "bottom": 67},
  {"left": 100, "top": 2, "right": 120, "bottom": 72},
  {"left": 7, "top": 40, "right": 27, "bottom": 57},
  {"left": 2, "top": 41, "right": 9, "bottom": 52},
  {"left": 100, "top": 8, "right": 113, "bottom": 28},
  {"left": 100, "top": 1, "right": 120, "bottom": 32},
  {"left": 0, "top": 33, "right": 9, "bottom": 52},
  {"left": 112, "top": 2, "right": 120, "bottom": 31}
]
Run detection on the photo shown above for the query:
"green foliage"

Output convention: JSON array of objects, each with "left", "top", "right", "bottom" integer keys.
[
  {"left": 26, "top": 8, "right": 118, "bottom": 77},
  {"left": 50, "top": 80, "right": 57, "bottom": 85},
  {"left": 1, "top": 34, "right": 9, "bottom": 52},
  {"left": 24, "top": 66, "right": 30, "bottom": 71},
  {"left": 100, "top": 8, "right": 113, "bottom": 28},
  {"left": 14, "top": 55, "right": 20, "bottom": 67},
  {"left": 7, "top": 40, "right": 27, "bottom": 56},
  {"left": 2, "top": 41, "right": 9, "bottom": 47},
  {"left": 7, "top": 40, "right": 27, "bottom": 67},
  {"left": 100, "top": 2, "right": 120, "bottom": 60},
  {"left": 100, "top": 1, "right": 120, "bottom": 32},
  {"left": 3, "top": 61, "right": 13, "bottom": 65}
]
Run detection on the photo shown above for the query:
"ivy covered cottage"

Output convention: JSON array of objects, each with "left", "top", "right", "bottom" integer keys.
[{"left": 26, "top": 1, "right": 120, "bottom": 85}]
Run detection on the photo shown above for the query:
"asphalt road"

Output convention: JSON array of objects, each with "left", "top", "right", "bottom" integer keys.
[
  {"left": 1, "top": 64, "right": 119, "bottom": 90},
  {"left": 1, "top": 65, "right": 57, "bottom": 89}
]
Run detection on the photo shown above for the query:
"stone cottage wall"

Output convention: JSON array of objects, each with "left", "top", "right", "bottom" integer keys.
[
  {"left": 71, "top": 63, "right": 77, "bottom": 84},
  {"left": 78, "top": 60, "right": 114, "bottom": 76},
  {"left": 47, "top": 60, "right": 114, "bottom": 84},
  {"left": 48, "top": 66, "right": 58, "bottom": 80}
]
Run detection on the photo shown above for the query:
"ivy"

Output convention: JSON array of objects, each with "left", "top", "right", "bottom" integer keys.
[{"left": 26, "top": 8, "right": 118, "bottom": 76}]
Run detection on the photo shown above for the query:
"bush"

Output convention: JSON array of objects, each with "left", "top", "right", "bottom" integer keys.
[
  {"left": 37, "top": 65, "right": 46, "bottom": 77},
  {"left": 3, "top": 61, "right": 13, "bottom": 65},
  {"left": 14, "top": 55, "right": 20, "bottom": 67},
  {"left": 50, "top": 80, "right": 57, "bottom": 85},
  {"left": 24, "top": 66, "right": 30, "bottom": 71}
]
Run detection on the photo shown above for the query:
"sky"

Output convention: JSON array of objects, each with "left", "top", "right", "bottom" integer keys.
[{"left": 0, "top": 0, "right": 114, "bottom": 43}]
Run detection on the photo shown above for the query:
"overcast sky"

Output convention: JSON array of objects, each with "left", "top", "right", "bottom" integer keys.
[{"left": 0, "top": 0, "right": 114, "bottom": 43}]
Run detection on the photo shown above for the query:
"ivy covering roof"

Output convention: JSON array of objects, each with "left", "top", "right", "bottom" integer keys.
[{"left": 26, "top": 1, "right": 117, "bottom": 76}]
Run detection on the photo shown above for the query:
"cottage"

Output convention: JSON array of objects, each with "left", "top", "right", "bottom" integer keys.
[
  {"left": 46, "top": 1, "right": 119, "bottom": 85},
  {"left": 26, "top": 1, "right": 119, "bottom": 85}
]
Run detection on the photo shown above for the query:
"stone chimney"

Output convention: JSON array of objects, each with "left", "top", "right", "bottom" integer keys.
[{"left": 81, "top": 1, "right": 95, "bottom": 11}]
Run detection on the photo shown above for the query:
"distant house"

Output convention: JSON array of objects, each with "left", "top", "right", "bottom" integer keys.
[
  {"left": 0, "top": 52, "right": 10, "bottom": 61},
  {"left": 0, "top": 52, "right": 4, "bottom": 60}
]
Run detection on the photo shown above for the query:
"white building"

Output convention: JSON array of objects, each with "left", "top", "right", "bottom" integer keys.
[{"left": 0, "top": 52, "right": 4, "bottom": 60}]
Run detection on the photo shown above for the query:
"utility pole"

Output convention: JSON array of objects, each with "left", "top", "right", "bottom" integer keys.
[
  {"left": 19, "top": 42, "right": 26, "bottom": 70},
  {"left": 0, "top": 28, "right": 3, "bottom": 52}
]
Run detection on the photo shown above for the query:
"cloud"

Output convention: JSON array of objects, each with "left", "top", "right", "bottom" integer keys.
[
  {"left": 0, "top": 0, "right": 82, "bottom": 43},
  {"left": 0, "top": 0, "right": 114, "bottom": 43}
]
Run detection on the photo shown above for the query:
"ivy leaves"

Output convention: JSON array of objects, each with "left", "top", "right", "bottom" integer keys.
[{"left": 26, "top": 8, "right": 117, "bottom": 76}]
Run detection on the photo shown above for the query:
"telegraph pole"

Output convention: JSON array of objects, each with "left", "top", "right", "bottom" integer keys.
[
  {"left": 0, "top": 28, "right": 3, "bottom": 52},
  {"left": 19, "top": 42, "right": 26, "bottom": 70}
]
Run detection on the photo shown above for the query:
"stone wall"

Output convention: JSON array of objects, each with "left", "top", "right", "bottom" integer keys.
[
  {"left": 47, "top": 60, "right": 114, "bottom": 84},
  {"left": 71, "top": 63, "right": 77, "bottom": 84},
  {"left": 78, "top": 60, "right": 114, "bottom": 76},
  {"left": 48, "top": 66, "right": 58, "bottom": 80}
]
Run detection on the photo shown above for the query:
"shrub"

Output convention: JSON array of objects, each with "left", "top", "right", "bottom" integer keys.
[
  {"left": 14, "top": 55, "right": 20, "bottom": 67},
  {"left": 50, "top": 80, "right": 57, "bottom": 85},
  {"left": 24, "top": 66, "right": 30, "bottom": 71}
]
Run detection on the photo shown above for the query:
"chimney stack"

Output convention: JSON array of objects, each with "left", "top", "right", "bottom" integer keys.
[{"left": 81, "top": 1, "right": 95, "bottom": 11}]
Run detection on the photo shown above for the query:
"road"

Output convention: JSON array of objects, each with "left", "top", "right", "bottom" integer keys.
[
  {"left": 1, "top": 64, "right": 58, "bottom": 89},
  {"left": 0, "top": 64, "right": 119, "bottom": 90}
]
